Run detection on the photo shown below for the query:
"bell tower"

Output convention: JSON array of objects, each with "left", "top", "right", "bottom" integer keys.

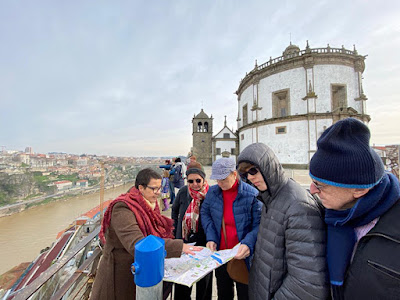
[{"left": 192, "top": 109, "right": 213, "bottom": 166}]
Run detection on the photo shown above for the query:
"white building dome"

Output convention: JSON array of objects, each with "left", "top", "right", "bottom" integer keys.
[{"left": 236, "top": 42, "right": 369, "bottom": 168}]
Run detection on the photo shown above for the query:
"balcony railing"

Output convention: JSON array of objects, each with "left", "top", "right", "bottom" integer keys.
[
  {"left": 255, "top": 46, "right": 358, "bottom": 74},
  {"left": 9, "top": 227, "right": 101, "bottom": 300}
]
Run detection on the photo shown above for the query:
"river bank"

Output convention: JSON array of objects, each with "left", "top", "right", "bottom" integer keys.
[
  {"left": 0, "top": 182, "right": 134, "bottom": 275},
  {"left": 0, "top": 180, "right": 134, "bottom": 218}
]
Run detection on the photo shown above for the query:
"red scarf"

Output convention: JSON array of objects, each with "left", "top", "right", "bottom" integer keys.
[
  {"left": 99, "top": 187, "right": 174, "bottom": 244},
  {"left": 182, "top": 181, "right": 209, "bottom": 241}
]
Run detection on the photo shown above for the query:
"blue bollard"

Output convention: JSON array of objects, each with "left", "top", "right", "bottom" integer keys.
[{"left": 132, "top": 235, "right": 166, "bottom": 299}]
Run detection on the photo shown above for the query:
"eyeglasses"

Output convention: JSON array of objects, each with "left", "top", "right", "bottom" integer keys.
[
  {"left": 188, "top": 179, "right": 202, "bottom": 184},
  {"left": 311, "top": 180, "right": 327, "bottom": 192},
  {"left": 146, "top": 186, "right": 162, "bottom": 193},
  {"left": 240, "top": 167, "right": 259, "bottom": 179}
]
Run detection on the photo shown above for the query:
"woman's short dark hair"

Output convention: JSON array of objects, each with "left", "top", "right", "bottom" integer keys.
[
  {"left": 135, "top": 168, "right": 162, "bottom": 188},
  {"left": 175, "top": 157, "right": 181, "bottom": 162}
]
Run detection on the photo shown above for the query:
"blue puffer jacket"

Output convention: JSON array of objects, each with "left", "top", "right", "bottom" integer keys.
[{"left": 200, "top": 180, "right": 262, "bottom": 269}]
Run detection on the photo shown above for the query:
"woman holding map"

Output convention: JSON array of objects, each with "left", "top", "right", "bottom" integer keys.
[
  {"left": 90, "top": 168, "right": 201, "bottom": 300},
  {"left": 172, "top": 161, "right": 213, "bottom": 300},
  {"left": 201, "top": 158, "right": 262, "bottom": 300}
]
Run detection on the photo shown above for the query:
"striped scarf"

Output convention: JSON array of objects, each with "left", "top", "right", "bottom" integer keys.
[{"left": 182, "top": 181, "right": 209, "bottom": 241}]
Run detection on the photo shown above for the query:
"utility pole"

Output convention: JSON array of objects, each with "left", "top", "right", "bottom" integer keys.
[{"left": 100, "top": 162, "right": 105, "bottom": 224}]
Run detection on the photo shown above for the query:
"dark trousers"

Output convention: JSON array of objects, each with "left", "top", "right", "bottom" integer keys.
[
  {"left": 215, "top": 265, "right": 248, "bottom": 300},
  {"left": 169, "top": 180, "right": 175, "bottom": 204},
  {"left": 174, "top": 272, "right": 213, "bottom": 300}
]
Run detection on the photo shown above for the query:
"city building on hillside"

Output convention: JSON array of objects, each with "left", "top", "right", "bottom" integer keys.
[
  {"left": 236, "top": 41, "right": 369, "bottom": 168},
  {"left": 25, "top": 147, "right": 33, "bottom": 154},
  {"left": 54, "top": 180, "right": 73, "bottom": 190},
  {"left": 55, "top": 159, "right": 68, "bottom": 166},
  {"left": 91, "top": 172, "right": 101, "bottom": 178},
  {"left": 373, "top": 145, "right": 400, "bottom": 179},
  {"left": 76, "top": 180, "right": 89, "bottom": 188},
  {"left": 17, "top": 153, "right": 30, "bottom": 165},
  {"left": 30, "top": 156, "right": 54, "bottom": 168},
  {"left": 77, "top": 158, "right": 88, "bottom": 166}
]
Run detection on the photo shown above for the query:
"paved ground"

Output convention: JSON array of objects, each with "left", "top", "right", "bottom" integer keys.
[{"left": 162, "top": 166, "right": 311, "bottom": 299}]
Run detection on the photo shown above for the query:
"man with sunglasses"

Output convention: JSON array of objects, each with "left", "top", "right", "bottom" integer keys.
[
  {"left": 309, "top": 118, "right": 400, "bottom": 300},
  {"left": 237, "top": 143, "right": 329, "bottom": 300},
  {"left": 172, "top": 161, "right": 213, "bottom": 299}
]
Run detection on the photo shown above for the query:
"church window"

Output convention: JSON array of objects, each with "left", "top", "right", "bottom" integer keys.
[
  {"left": 197, "top": 122, "right": 203, "bottom": 132},
  {"left": 241, "top": 134, "right": 244, "bottom": 140},
  {"left": 272, "top": 89, "right": 290, "bottom": 118},
  {"left": 231, "top": 148, "right": 235, "bottom": 155},
  {"left": 223, "top": 133, "right": 230, "bottom": 139},
  {"left": 243, "top": 104, "right": 248, "bottom": 125},
  {"left": 276, "top": 126, "right": 287, "bottom": 134},
  {"left": 204, "top": 122, "right": 209, "bottom": 132},
  {"left": 331, "top": 84, "right": 347, "bottom": 111},
  {"left": 216, "top": 148, "right": 221, "bottom": 155}
]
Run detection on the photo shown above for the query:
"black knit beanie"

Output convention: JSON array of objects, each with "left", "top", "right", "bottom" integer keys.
[
  {"left": 186, "top": 162, "right": 206, "bottom": 179},
  {"left": 309, "top": 118, "right": 385, "bottom": 188}
]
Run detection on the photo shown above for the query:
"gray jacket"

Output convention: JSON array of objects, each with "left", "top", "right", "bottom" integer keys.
[{"left": 237, "top": 143, "right": 329, "bottom": 300}]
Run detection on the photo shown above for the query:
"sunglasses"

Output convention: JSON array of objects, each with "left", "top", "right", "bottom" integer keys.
[
  {"left": 188, "top": 179, "right": 202, "bottom": 184},
  {"left": 240, "top": 167, "right": 259, "bottom": 178}
]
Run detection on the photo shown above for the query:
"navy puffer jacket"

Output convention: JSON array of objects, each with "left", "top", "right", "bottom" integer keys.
[{"left": 201, "top": 179, "right": 262, "bottom": 269}]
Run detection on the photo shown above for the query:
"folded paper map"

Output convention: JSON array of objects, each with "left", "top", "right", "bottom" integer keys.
[{"left": 164, "top": 244, "right": 240, "bottom": 287}]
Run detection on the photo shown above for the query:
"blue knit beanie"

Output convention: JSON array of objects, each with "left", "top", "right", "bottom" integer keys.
[{"left": 309, "top": 118, "right": 385, "bottom": 188}]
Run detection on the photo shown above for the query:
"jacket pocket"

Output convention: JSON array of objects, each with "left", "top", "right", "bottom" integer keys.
[{"left": 368, "top": 260, "right": 400, "bottom": 281}]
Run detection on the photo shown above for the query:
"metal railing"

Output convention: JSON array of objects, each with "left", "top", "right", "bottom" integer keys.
[{"left": 10, "top": 227, "right": 102, "bottom": 300}]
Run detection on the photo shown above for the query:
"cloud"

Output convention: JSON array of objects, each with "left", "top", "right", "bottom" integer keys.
[{"left": 1, "top": 0, "right": 399, "bottom": 156}]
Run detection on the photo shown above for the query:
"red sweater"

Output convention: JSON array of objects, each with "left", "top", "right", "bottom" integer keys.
[{"left": 220, "top": 179, "right": 239, "bottom": 250}]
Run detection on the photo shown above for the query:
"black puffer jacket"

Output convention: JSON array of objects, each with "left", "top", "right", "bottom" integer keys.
[
  {"left": 237, "top": 143, "right": 329, "bottom": 300},
  {"left": 343, "top": 199, "right": 400, "bottom": 299}
]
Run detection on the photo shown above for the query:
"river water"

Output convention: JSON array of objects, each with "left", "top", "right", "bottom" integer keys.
[{"left": 0, "top": 183, "right": 133, "bottom": 275}]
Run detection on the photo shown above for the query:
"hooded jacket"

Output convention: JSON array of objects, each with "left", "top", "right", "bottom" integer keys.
[{"left": 237, "top": 143, "right": 329, "bottom": 300}]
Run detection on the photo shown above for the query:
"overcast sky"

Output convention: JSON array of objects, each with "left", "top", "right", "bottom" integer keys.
[{"left": 1, "top": 0, "right": 399, "bottom": 156}]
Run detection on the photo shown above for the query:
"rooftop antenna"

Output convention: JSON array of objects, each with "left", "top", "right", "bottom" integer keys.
[{"left": 224, "top": 115, "right": 227, "bottom": 127}]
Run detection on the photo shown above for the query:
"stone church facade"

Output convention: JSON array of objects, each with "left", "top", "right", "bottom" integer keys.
[
  {"left": 191, "top": 111, "right": 238, "bottom": 165},
  {"left": 192, "top": 42, "right": 371, "bottom": 168},
  {"left": 212, "top": 116, "right": 238, "bottom": 162}
]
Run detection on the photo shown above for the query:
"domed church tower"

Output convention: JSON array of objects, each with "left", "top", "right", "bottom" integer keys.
[
  {"left": 235, "top": 41, "right": 369, "bottom": 168},
  {"left": 192, "top": 109, "right": 213, "bottom": 166}
]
